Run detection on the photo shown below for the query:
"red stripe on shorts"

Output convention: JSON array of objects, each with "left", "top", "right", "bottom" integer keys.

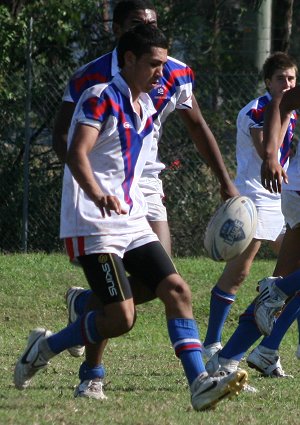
[
  {"left": 65, "top": 238, "right": 74, "bottom": 261},
  {"left": 77, "top": 236, "right": 85, "bottom": 256}
]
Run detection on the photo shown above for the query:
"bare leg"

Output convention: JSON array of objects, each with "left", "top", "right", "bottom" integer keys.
[
  {"left": 268, "top": 232, "right": 285, "bottom": 257},
  {"left": 149, "top": 220, "right": 171, "bottom": 256},
  {"left": 84, "top": 278, "right": 156, "bottom": 368},
  {"left": 217, "top": 239, "right": 262, "bottom": 294},
  {"left": 273, "top": 226, "right": 300, "bottom": 276}
]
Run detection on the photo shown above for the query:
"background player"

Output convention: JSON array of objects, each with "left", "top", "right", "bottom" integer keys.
[
  {"left": 246, "top": 82, "right": 300, "bottom": 376},
  {"left": 205, "top": 84, "right": 300, "bottom": 379},
  {"left": 203, "top": 52, "right": 298, "bottom": 370}
]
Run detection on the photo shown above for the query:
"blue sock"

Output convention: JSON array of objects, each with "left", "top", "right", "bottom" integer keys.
[
  {"left": 220, "top": 301, "right": 261, "bottom": 361},
  {"left": 276, "top": 269, "right": 300, "bottom": 296},
  {"left": 168, "top": 318, "right": 205, "bottom": 386},
  {"left": 47, "top": 311, "right": 103, "bottom": 354},
  {"left": 75, "top": 290, "right": 93, "bottom": 315},
  {"left": 261, "top": 293, "right": 300, "bottom": 350},
  {"left": 204, "top": 286, "right": 236, "bottom": 346},
  {"left": 79, "top": 361, "right": 106, "bottom": 381}
]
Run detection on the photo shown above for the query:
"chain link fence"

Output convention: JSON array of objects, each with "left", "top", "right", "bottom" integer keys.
[{"left": 0, "top": 64, "right": 264, "bottom": 256}]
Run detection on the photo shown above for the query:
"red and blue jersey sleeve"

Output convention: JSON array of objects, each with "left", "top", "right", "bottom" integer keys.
[
  {"left": 246, "top": 94, "right": 269, "bottom": 127},
  {"left": 150, "top": 56, "right": 194, "bottom": 114},
  {"left": 63, "top": 52, "right": 114, "bottom": 103}
]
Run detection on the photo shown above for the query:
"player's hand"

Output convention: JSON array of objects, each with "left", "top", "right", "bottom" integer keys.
[
  {"left": 261, "top": 158, "right": 288, "bottom": 194},
  {"left": 95, "top": 195, "right": 127, "bottom": 218},
  {"left": 219, "top": 181, "right": 240, "bottom": 201}
]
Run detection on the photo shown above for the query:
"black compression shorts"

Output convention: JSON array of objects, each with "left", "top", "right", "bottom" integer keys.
[{"left": 78, "top": 241, "right": 177, "bottom": 305}]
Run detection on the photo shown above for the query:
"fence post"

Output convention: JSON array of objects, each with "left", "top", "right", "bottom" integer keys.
[{"left": 22, "top": 17, "right": 33, "bottom": 252}]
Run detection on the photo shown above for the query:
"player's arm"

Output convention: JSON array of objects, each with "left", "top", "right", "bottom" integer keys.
[
  {"left": 52, "top": 101, "right": 76, "bottom": 163},
  {"left": 250, "top": 116, "right": 290, "bottom": 160},
  {"left": 177, "top": 94, "right": 239, "bottom": 201},
  {"left": 261, "top": 92, "right": 290, "bottom": 193},
  {"left": 250, "top": 128, "right": 264, "bottom": 159},
  {"left": 66, "top": 123, "right": 127, "bottom": 217}
]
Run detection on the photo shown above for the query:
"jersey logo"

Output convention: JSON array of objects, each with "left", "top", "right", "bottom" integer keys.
[
  {"left": 153, "top": 84, "right": 167, "bottom": 99},
  {"left": 123, "top": 122, "right": 132, "bottom": 129}
]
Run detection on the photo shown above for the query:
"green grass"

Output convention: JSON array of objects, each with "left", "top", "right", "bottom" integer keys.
[{"left": 1, "top": 253, "right": 300, "bottom": 425}]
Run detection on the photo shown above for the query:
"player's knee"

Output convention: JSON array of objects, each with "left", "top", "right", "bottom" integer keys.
[
  {"left": 220, "top": 268, "right": 250, "bottom": 292},
  {"left": 157, "top": 275, "right": 192, "bottom": 305},
  {"left": 100, "top": 304, "right": 136, "bottom": 336},
  {"left": 238, "top": 267, "right": 251, "bottom": 282},
  {"left": 118, "top": 308, "right": 136, "bottom": 334}
]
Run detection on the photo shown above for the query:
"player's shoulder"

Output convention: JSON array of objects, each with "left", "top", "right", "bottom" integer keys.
[
  {"left": 165, "top": 55, "right": 192, "bottom": 71},
  {"left": 239, "top": 93, "right": 270, "bottom": 116},
  {"left": 163, "top": 56, "right": 194, "bottom": 84},
  {"left": 71, "top": 51, "right": 113, "bottom": 79},
  {"left": 80, "top": 82, "right": 111, "bottom": 102}
]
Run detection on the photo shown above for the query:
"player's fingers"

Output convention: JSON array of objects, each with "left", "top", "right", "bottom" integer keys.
[
  {"left": 105, "top": 206, "right": 112, "bottom": 217},
  {"left": 282, "top": 169, "right": 289, "bottom": 185},
  {"left": 271, "top": 178, "right": 280, "bottom": 194},
  {"left": 263, "top": 176, "right": 273, "bottom": 193},
  {"left": 99, "top": 206, "right": 106, "bottom": 218},
  {"left": 107, "top": 197, "right": 122, "bottom": 214},
  {"left": 96, "top": 197, "right": 109, "bottom": 217}
]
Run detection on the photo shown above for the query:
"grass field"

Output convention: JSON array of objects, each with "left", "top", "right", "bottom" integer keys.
[{"left": 1, "top": 253, "right": 300, "bottom": 425}]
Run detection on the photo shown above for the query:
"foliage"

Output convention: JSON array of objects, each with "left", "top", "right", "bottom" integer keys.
[
  {"left": 1, "top": 0, "right": 289, "bottom": 77},
  {"left": 0, "top": 1, "right": 115, "bottom": 75}
]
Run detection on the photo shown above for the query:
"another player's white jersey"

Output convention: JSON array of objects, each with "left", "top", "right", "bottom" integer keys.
[
  {"left": 60, "top": 73, "right": 156, "bottom": 238},
  {"left": 234, "top": 91, "right": 297, "bottom": 206},
  {"left": 282, "top": 142, "right": 300, "bottom": 191}
]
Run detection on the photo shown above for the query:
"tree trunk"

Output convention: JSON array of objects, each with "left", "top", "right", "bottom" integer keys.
[{"left": 272, "top": 0, "right": 294, "bottom": 52}]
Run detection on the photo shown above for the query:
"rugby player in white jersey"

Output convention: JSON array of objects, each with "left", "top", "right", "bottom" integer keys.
[
  {"left": 244, "top": 83, "right": 300, "bottom": 376},
  {"left": 205, "top": 78, "right": 300, "bottom": 381},
  {"left": 203, "top": 52, "right": 298, "bottom": 372},
  {"left": 14, "top": 24, "right": 247, "bottom": 411},
  {"left": 51, "top": 0, "right": 239, "bottom": 400}
]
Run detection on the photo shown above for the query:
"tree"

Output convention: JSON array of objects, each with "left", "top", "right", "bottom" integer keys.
[{"left": 272, "top": 0, "right": 294, "bottom": 52}]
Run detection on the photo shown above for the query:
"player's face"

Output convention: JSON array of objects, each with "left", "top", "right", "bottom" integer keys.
[
  {"left": 114, "top": 9, "right": 157, "bottom": 38},
  {"left": 131, "top": 47, "right": 167, "bottom": 94},
  {"left": 266, "top": 67, "right": 297, "bottom": 97}
]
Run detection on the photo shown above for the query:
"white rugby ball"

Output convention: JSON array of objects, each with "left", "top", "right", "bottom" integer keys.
[{"left": 204, "top": 196, "right": 257, "bottom": 262}]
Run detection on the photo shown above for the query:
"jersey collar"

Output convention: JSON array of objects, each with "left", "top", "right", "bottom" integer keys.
[
  {"left": 112, "top": 73, "right": 156, "bottom": 116},
  {"left": 111, "top": 48, "right": 120, "bottom": 76}
]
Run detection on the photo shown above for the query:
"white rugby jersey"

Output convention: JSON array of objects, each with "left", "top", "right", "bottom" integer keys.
[
  {"left": 60, "top": 73, "right": 156, "bottom": 238},
  {"left": 63, "top": 49, "right": 194, "bottom": 178},
  {"left": 234, "top": 91, "right": 297, "bottom": 205},
  {"left": 282, "top": 143, "right": 300, "bottom": 191}
]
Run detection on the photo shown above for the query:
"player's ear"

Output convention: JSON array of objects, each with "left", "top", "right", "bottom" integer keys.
[
  {"left": 123, "top": 51, "right": 136, "bottom": 67},
  {"left": 113, "top": 22, "right": 122, "bottom": 39}
]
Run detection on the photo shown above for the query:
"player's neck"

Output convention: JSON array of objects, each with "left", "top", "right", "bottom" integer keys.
[
  {"left": 132, "top": 99, "right": 142, "bottom": 117},
  {"left": 120, "top": 71, "right": 140, "bottom": 101}
]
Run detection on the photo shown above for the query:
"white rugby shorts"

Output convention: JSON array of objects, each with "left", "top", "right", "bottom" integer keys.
[
  {"left": 281, "top": 190, "right": 300, "bottom": 229},
  {"left": 65, "top": 228, "right": 159, "bottom": 262},
  {"left": 139, "top": 176, "right": 168, "bottom": 222},
  {"left": 254, "top": 203, "right": 285, "bottom": 241}
]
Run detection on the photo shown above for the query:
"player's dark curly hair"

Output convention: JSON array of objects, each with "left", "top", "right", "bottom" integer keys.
[
  {"left": 117, "top": 23, "right": 168, "bottom": 68},
  {"left": 113, "top": 0, "right": 156, "bottom": 24}
]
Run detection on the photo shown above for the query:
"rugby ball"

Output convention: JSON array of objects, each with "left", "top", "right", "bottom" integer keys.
[{"left": 204, "top": 196, "right": 257, "bottom": 262}]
